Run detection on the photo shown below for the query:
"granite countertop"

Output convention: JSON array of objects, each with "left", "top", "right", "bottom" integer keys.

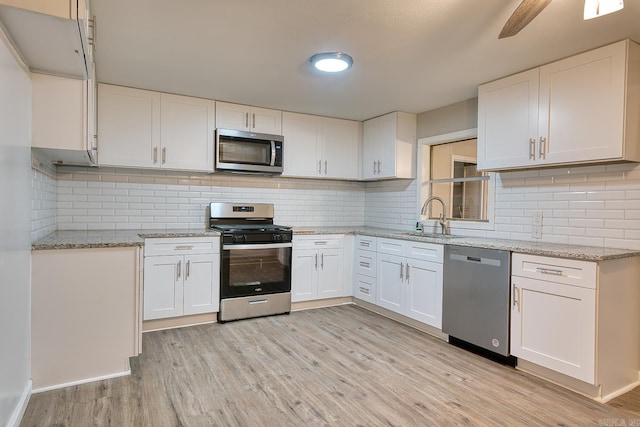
[
  {"left": 291, "top": 226, "right": 640, "bottom": 261},
  {"left": 33, "top": 226, "right": 640, "bottom": 261},
  {"left": 32, "top": 229, "right": 221, "bottom": 250}
]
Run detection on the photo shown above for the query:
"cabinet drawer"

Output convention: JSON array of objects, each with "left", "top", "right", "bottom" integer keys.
[
  {"left": 377, "top": 238, "right": 405, "bottom": 255},
  {"left": 293, "top": 234, "right": 343, "bottom": 250},
  {"left": 355, "top": 250, "right": 377, "bottom": 277},
  {"left": 144, "top": 237, "right": 220, "bottom": 256},
  {"left": 512, "top": 253, "right": 597, "bottom": 289},
  {"left": 354, "top": 274, "right": 376, "bottom": 304},
  {"left": 404, "top": 241, "right": 443, "bottom": 263},
  {"left": 355, "top": 235, "right": 376, "bottom": 250}
]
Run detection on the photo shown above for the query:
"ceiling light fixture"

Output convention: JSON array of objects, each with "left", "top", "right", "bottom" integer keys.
[
  {"left": 584, "top": 0, "right": 624, "bottom": 20},
  {"left": 310, "top": 52, "right": 353, "bottom": 73}
]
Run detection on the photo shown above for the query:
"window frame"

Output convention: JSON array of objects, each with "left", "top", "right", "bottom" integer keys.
[{"left": 416, "top": 128, "right": 496, "bottom": 233}]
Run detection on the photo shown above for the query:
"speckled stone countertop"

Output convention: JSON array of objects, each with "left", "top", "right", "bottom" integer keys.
[
  {"left": 31, "top": 229, "right": 221, "bottom": 250},
  {"left": 292, "top": 226, "right": 640, "bottom": 261},
  {"left": 33, "top": 227, "right": 640, "bottom": 261}
]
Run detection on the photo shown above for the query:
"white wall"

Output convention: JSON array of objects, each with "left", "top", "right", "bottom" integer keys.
[
  {"left": 0, "top": 30, "right": 32, "bottom": 426},
  {"left": 53, "top": 166, "right": 366, "bottom": 230}
]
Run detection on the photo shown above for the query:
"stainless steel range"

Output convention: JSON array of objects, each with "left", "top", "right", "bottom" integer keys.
[{"left": 209, "top": 202, "right": 292, "bottom": 322}]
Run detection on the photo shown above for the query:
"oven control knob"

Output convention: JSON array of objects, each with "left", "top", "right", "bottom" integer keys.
[
  {"left": 272, "top": 234, "right": 282, "bottom": 242},
  {"left": 234, "top": 234, "right": 247, "bottom": 243}
]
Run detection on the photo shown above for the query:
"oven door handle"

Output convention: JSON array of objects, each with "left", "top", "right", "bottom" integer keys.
[
  {"left": 270, "top": 141, "right": 277, "bottom": 166},
  {"left": 223, "top": 242, "right": 293, "bottom": 250}
]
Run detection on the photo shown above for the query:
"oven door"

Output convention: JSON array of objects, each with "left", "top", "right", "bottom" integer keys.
[{"left": 221, "top": 242, "right": 292, "bottom": 298}]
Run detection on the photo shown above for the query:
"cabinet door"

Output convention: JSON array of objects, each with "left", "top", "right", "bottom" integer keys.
[
  {"left": 377, "top": 254, "right": 404, "bottom": 314},
  {"left": 477, "top": 69, "right": 540, "bottom": 171},
  {"left": 291, "top": 249, "right": 318, "bottom": 302},
  {"left": 362, "top": 116, "right": 382, "bottom": 179},
  {"left": 215, "top": 101, "right": 250, "bottom": 131},
  {"left": 511, "top": 276, "right": 596, "bottom": 383},
  {"left": 183, "top": 254, "right": 219, "bottom": 315},
  {"left": 538, "top": 41, "right": 626, "bottom": 165},
  {"left": 405, "top": 259, "right": 443, "bottom": 328},
  {"left": 143, "top": 255, "right": 183, "bottom": 320},
  {"left": 251, "top": 106, "right": 282, "bottom": 135},
  {"left": 354, "top": 274, "right": 376, "bottom": 304},
  {"left": 317, "top": 248, "right": 343, "bottom": 299},
  {"left": 321, "top": 117, "right": 360, "bottom": 179},
  {"left": 160, "top": 93, "right": 215, "bottom": 171},
  {"left": 32, "top": 73, "right": 84, "bottom": 151},
  {"left": 282, "top": 112, "right": 321, "bottom": 177},
  {"left": 98, "top": 84, "right": 160, "bottom": 168}
]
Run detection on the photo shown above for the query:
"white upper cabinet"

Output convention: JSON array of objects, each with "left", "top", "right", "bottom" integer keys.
[
  {"left": 97, "top": 84, "right": 160, "bottom": 168},
  {"left": 282, "top": 112, "right": 361, "bottom": 180},
  {"left": 0, "top": 0, "right": 94, "bottom": 78},
  {"left": 362, "top": 111, "right": 416, "bottom": 180},
  {"left": 215, "top": 101, "right": 282, "bottom": 135},
  {"left": 160, "top": 93, "right": 215, "bottom": 171},
  {"left": 97, "top": 84, "right": 215, "bottom": 172},
  {"left": 478, "top": 40, "right": 640, "bottom": 171},
  {"left": 31, "top": 72, "right": 96, "bottom": 165}
]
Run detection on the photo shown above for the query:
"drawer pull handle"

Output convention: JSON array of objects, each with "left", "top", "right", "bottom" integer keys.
[
  {"left": 536, "top": 267, "right": 563, "bottom": 276},
  {"left": 315, "top": 241, "right": 328, "bottom": 246},
  {"left": 359, "top": 262, "right": 370, "bottom": 268},
  {"left": 359, "top": 287, "right": 370, "bottom": 295},
  {"left": 175, "top": 245, "right": 194, "bottom": 250},
  {"left": 360, "top": 242, "right": 370, "bottom": 247}
]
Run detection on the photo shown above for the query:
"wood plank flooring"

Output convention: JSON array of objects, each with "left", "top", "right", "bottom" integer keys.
[{"left": 21, "top": 305, "right": 640, "bottom": 426}]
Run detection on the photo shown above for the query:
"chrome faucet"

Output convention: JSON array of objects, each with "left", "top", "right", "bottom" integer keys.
[{"left": 420, "top": 196, "right": 450, "bottom": 235}]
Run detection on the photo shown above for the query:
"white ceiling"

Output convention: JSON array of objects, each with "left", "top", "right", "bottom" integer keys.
[{"left": 92, "top": 0, "right": 640, "bottom": 121}]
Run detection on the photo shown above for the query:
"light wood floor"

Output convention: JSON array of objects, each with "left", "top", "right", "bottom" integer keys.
[{"left": 21, "top": 304, "right": 640, "bottom": 426}]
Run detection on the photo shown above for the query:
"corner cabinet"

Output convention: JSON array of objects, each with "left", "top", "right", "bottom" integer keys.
[
  {"left": 31, "top": 72, "right": 97, "bottom": 165},
  {"left": 478, "top": 39, "right": 640, "bottom": 171},
  {"left": 282, "top": 112, "right": 361, "bottom": 179},
  {"left": 291, "top": 235, "right": 344, "bottom": 302},
  {"left": 98, "top": 84, "right": 215, "bottom": 172},
  {"left": 362, "top": 112, "right": 416, "bottom": 180},
  {"left": 215, "top": 101, "right": 282, "bottom": 135},
  {"left": 376, "top": 238, "right": 443, "bottom": 328},
  {"left": 143, "top": 237, "right": 220, "bottom": 320},
  {"left": 510, "top": 253, "right": 640, "bottom": 401}
]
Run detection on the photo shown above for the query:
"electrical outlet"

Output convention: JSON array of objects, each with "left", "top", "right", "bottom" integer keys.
[{"left": 532, "top": 211, "right": 543, "bottom": 239}]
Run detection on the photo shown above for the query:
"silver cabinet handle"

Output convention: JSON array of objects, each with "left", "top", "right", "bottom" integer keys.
[
  {"left": 315, "top": 241, "right": 327, "bottom": 246},
  {"left": 176, "top": 260, "right": 182, "bottom": 281},
  {"left": 321, "top": 253, "right": 324, "bottom": 269},
  {"left": 153, "top": 147, "right": 158, "bottom": 164},
  {"left": 314, "top": 253, "right": 318, "bottom": 270},
  {"left": 174, "top": 245, "right": 194, "bottom": 251},
  {"left": 406, "top": 263, "right": 410, "bottom": 281},
  {"left": 536, "top": 267, "right": 563, "bottom": 276},
  {"left": 186, "top": 260, "right": 190, "bottom": 278},
  {"left": 324, "top": 160, "right": 327, "bottom": 175},
  {"left": 252, "top": 113, "right": 256, "bottom": 129},
  {"left": 529, "top": 138, "right": 535, "bottom": 160},
  {"left": 359, "top": 286, "right": 370, "bottom": 295},
  {"left": 162, "top": 147, "right": 166, "bottom": 164},
  {"left": 318, "top": 160, "right": 322, "bottom": 174},
  {"left": 539, "top": 136, "right": 546, "bottom": 159},
  {"left": 88, "top": 16, "right": 96, "bottom": 50},
  {"left": 376, "top": 160, "right": 381, "bottom": 174},
  {"left": 513, "top": 285, "right": 520, "bottom": 311},
  {"left": 400, "top": 262, "right": 404, "bottom": 280},
  {"left": 245, "top": 112, "right": 249, "bottom": 128},
  {"left": 373, "top": 160, "right": 376, "bottom": 174},
  {"left": 359, "top": 261, "right": 370, "bottom": 268},
  {"left": 360, "top": 241, "right": 370, "bottom": 247}
]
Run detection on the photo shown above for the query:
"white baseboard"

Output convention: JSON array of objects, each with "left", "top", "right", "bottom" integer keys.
[
  {"left": 7, "top": 379, "right": 32, "bottom": 427},
  {"left": 32, "top": 369, "right": 131, "bottom": 394}
]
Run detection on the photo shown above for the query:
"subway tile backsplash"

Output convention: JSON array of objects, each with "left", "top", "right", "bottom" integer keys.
[{"left": 30, "top": 158, "right": 640, "bottom": 250}]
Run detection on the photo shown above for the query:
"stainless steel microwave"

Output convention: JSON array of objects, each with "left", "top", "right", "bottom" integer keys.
[{"left": 215, "top": 128, "right": 283, "bottom": 174}]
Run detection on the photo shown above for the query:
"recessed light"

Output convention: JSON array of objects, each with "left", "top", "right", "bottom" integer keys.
[
  {"left": 310, "top": 52, "right": 353, "bottom": 73},
  {"left": 584, "top": 0, "right": 624, "bottom": 20}
]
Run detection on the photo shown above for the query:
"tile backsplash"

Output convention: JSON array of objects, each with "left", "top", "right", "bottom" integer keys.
[{"left": 31, "top": 158, "right": 640, "bottom": 250}]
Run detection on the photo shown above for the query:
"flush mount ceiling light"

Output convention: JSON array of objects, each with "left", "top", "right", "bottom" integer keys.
[
  {"left": 584, "top": 0, "right": 624, "bottom": 20},
  {"left": 310, "top": 52, "right": 353, "bottom": 73}
]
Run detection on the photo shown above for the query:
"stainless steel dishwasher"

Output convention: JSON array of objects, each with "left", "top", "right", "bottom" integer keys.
[{"left": 443, "top": 245, "right": 511, "bottom": 357}]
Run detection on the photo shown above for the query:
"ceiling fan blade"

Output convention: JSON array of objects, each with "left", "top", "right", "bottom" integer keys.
[{"left": 499, "top": 0, "right": 552, "bottom": 39}]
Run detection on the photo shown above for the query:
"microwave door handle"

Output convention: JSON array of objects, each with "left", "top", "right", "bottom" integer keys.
[{"left": 270, "top": 141, "right": 276, "bottom": 166}]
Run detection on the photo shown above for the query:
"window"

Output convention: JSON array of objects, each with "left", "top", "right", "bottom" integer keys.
[{"left": 417, "top": 130, "right": 494, "bottom": 231}]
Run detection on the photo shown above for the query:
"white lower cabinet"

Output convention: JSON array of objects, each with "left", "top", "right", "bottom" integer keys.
[
  {"left": 353, "top": 235, "right": 377, "bottom": 304},
  {"left": 376, "top": 238, "right": 443, "bottom": 328},
  {"left": 510, "top": 253, "right": 640, "bottom": 400},
  {"left": 143, "top": 237, "right": 220, "bottom": 320},
  {"left": 292, "top": 235, "right": 344, "bottom": 302}
]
